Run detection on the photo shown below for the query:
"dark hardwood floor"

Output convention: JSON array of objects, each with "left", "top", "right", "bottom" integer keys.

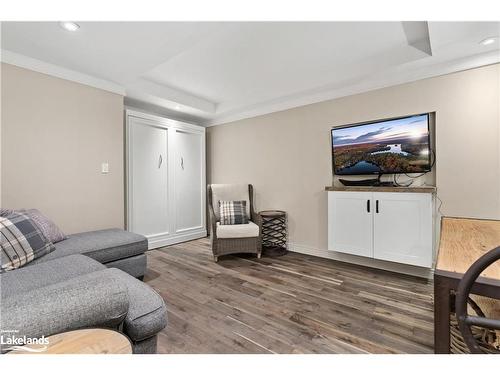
[{"left": 145, "top": 238, "right": 434, "bottom": 354}]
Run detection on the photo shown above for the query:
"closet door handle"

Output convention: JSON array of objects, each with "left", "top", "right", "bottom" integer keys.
[
  {"left": 180, "top": 157, "right": 184, "bottom": 170},
  {"left": 376, "top": 200, "right": 379, "bottom": 214},
  {"left": 367, "top": 199, "right": 370, "bottom": 213},
  {"left": 158, "top": 154, "right": 163, "bottom": 169}
]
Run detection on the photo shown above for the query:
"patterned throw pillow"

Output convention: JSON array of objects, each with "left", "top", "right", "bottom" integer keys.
[
  {"left": 0, "top": 212, "right": 55, "bottom": 272},
  {"left": 219, "top": 200, "right": 249, "bottom": 225},
  {"left": 0, "top": 208, "right": 14, "bottom": 217},
  {"left": 19, "top": 209, "right": 66, "bottom": 243}
]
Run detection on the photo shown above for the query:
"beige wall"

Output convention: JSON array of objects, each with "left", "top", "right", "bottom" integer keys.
[
  {"left": 1, "top": 63, "right": 125, "bottom": 234},
  {"left": 207, "top": 64, "right": 500, "bottom": 252}
]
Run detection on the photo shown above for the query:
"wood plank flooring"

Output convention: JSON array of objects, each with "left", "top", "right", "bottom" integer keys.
[{"left": 144, "top": 238, "right": 434, "bottom": 354}]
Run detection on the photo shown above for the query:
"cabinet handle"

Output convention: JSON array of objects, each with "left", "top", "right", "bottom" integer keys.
[
  {"left": 158, "top": 154, "right": 163, "bottom": 169},
  {"left": 376, "top": 200, "right": 379, "bottom": 213},
  {"left": 180, "top": 157, "right": 184, "bottom": 170},
  {"left": 367, "top": 199, "right": 370, "bottom": 213}
]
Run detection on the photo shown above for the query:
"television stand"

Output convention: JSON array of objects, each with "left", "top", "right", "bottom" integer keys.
[
  {"left": 376, "top": 181, "right": 395, "bottom": 187},
  {"left": 325, "top": 186, "right": 435, "bottom": 269}
]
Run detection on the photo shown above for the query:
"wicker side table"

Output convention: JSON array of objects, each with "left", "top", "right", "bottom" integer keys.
[{"left": 259, "top": 210, "right": 287, "bottom": 257}]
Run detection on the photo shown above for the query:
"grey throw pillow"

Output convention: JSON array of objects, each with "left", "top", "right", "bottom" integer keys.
[
  {"left": 1, "top": 212, "right": 56, "bottom": 272},
  {"left": 18, "top": 209, "right": 66, "bottom": 243},
  {"left": 219, "top": 200, "right": 249, "bottom": 225}
]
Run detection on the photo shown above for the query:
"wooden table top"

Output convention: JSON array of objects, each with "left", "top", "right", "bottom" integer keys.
[
  {"left": 325, "top": 185, "right": 436, "bottom": 193},
  {"left": 436, "top": 217, "right": 500, "bottom": 280},
  {"left": 7, "top": 329, "right": 132, "bottom": 354}
]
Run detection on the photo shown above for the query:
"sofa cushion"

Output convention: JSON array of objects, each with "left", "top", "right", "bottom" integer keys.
[
  {"left": 216, "top": 221, "right": 259, "bottom": 239},
  {"left": 0, "top": 269, "right": 128, "bottom": 352},
  {"left": 104, "top": 268, "right": 167, "bottom": 342},
  {"left": 1, "top": 213, "right": 55, "bottom": 272},
  {"left": 2, "top": 254, "right": 105, "bottom": 299},
  {"left": 211, "top": 184, "right": 250, "bottom": 220},
  {"left": 31, "top": 228, "right": 148, "bottom": 265}
]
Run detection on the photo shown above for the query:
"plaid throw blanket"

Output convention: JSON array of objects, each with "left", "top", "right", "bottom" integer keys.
[
  {"left": 0, "top": 212, "right": 55, "bottom": 272},
  {"left": 219, "top": 200, "right": 249, "bottom": 225}
]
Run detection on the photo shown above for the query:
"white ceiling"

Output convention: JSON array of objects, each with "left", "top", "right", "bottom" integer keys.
[{"left": 1, "top": 21, "right": 499, "bottom": 126}]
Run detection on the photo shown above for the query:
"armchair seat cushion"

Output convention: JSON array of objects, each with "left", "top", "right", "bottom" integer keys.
[{"left": 216, "top": 221, "right": 259, "bottom": 239}]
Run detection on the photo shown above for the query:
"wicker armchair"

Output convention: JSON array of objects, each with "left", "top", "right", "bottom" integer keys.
[{"left": 207, "top": 184, "right": 262, "bottom": 262}]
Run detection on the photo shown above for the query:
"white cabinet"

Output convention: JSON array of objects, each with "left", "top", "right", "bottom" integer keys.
[
  {"left": 328, "top": 192, "right": 373, "bottom": 258},
  {"left": 373, "top": 192, "right": 432, "bottom": 267},
  {"left": 126, "top": 110, "right": 206, "bottom": 249},
  {"left": 328, "top": 190, "right": 433, "bottom": 268}
]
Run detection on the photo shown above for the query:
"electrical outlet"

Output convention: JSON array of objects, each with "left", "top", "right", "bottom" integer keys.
[{"left": 101, "top": 162, "right": 109, "bottom": 174}]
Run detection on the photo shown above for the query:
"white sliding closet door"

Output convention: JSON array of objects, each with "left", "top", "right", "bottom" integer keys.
[
  {"left": 174, "top": 129, "right": 205, "bottom": 234},
  {"left": 129, "top": 118, "right": 169, "bottom": 237},
  {"left": 127, "top": 110, "right": 207, "bottom": 249}
]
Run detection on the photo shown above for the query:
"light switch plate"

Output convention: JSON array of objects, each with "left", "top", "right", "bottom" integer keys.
[{"left": 101, "top": 162, "right": 109, "bottom": 174}]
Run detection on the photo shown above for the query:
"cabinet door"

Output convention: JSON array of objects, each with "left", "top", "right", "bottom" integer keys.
[
  {"left": 373, "top": 192, "right": 432, "bottom": 267},
  {"left": 173, "top": 128, "right": 205, "bottom": 234},
  {"left": 129, "top": 118, "right": 169, "bottom": 236},
  {"left": 328, "top": 191, "right": 373, "bottom": 258}
]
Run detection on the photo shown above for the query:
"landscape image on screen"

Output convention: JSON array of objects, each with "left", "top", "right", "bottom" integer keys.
[{"left": 332, "top": 114, "right": 430, "bottom": 175}]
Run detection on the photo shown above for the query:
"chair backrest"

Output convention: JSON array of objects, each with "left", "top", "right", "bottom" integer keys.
[{"left": 209, "top": 184, "right": 251, "bottom": 221}]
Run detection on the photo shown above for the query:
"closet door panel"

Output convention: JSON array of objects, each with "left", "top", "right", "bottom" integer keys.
[
  {"left": 129, "top": 119, "right": 169, "bottom": 236},
  {"left": 174, "top": 129, "right": 204, "bottom": 233}
]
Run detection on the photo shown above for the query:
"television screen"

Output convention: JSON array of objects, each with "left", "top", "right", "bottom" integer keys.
[{"left": 332, "top": 114, "right": 431, "bottom": 175}]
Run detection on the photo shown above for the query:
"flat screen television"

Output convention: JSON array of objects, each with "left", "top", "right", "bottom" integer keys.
[{"left": 331, "top": 113, "right": 431, "bottom": 175}]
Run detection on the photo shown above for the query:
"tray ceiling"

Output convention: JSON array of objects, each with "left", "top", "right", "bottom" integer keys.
[{"left": 2, "top": 21, "right": 499, "bottom": 125}]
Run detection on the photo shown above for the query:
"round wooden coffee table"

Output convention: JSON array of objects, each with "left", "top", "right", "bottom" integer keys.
[
  {"left": 6, "top": 328, "right": 132, "bottom": 354},
  {"left": 259, "top": 210, "right": 288, "bottom": 257}
]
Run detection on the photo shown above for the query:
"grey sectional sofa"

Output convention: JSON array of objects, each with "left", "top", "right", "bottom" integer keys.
[
  {"left": 30, "top": 228, "right": 149, "bottom": 278},
  {"left": 0, "top": 228, "right": 167, "bottom": 354}
]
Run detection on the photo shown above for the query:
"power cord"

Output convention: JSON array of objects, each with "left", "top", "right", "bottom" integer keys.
[
  {"left": 435, "top": 193, "right": 444, "bottom": 217},
  {"left": 392, "top": 149, "right": 436, "bottom": 187},
  {"left": 393, "top": 173, "right": 413, "bottom": 187},
  {"left": 404, "top": 149, "right": 436, "bottom": 179}
]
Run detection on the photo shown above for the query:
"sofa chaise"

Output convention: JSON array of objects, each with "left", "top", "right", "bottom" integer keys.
[
  {"left": 0, "top": 228, "right": 166, "bottom": 354},
  {"left": 30, "top": 228, "right": 149, "bottom": 279}
]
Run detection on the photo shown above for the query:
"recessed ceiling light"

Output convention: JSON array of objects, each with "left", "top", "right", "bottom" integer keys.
[
  {"left": 480, "top": 37, "right": 497, "bottom": 46},
  {"left": 60, "top": 22, "right": 80, "bottom": 32}
]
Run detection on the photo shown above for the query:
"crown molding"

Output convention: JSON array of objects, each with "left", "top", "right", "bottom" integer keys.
[
  {"left": 0, "top": 49, "right": 125, "bottom": 95},
  {"left": 126, "top": 78, "right": 216, "bottom": 114},
  {"left": 2, "top": 48, "right": 498, "bottom": 128},
  {"left": 204, "top": 50, "right": 500, "bottom": 127}
]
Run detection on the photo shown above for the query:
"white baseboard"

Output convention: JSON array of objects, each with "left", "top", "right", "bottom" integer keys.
[
  {"left": 288, "top": 242, "right": 434, "bottom": 279},
  {"left": 147, "top": 229, "right": 207, "bottom": 249}
]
